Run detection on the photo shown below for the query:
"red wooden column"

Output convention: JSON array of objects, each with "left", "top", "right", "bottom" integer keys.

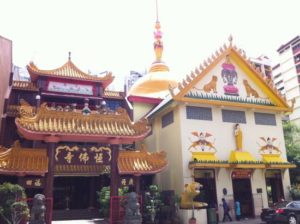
[
  {"left": 44, "top": 136, "right": 59, "bottom": 198},
  {"left": 134, "top": 175, "right": 141, "bottom": 194},
  {"left": 110, "top": 142, "right": 120, "bottom": 197}
]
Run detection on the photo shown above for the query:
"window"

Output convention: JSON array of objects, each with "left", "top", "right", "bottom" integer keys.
[
  {"left": 186, "top": 106, "right": 212, "bottom": 121},
  {"left": 222, "top": 110, "right": 246, "bottom": 123},
  {"left": 254, "top": 112, "right": 276, "bottom": 126},
  {"left": 161, "top": 111, "right": 174, "bottom": 128}
]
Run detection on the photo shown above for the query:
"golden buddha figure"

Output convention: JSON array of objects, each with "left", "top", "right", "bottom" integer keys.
[{"left": 234, "top": 123, "right": 243, "bottom": 151}]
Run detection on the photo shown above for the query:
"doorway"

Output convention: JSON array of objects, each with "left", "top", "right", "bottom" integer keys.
[
  {"left": 194, "top": 169, "right": 217, "bottom": 208},
  {"left": 232, "top": 178, "right": 254, "bottom": 218},
  {"left": 265, "top": 170, "right": 284, "bottom": 206},
  {"left": 53, "top": 176, "right": 101, "bottom": 210}
]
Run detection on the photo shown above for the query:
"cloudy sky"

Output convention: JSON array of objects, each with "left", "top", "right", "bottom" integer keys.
[{"left": 0, "top": 0, "right": 299, "bottom": 90}]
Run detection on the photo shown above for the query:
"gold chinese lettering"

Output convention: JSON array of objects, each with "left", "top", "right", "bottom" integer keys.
[
  {"left": 94, "top": 153, "right": 103, "bottom": 163},
  {"left": 79, "top": 152, "right": 89, "bottom": 164},
  {"left": 64, "top": 152, "right": 74, "bottom": 164},
  {"left": 128, "top": 178, "right": 134, "bottom": 186},
  {"left": 34, "top": 179, "right": 41, "bottom": 187},
  {"left": 121, "top": 179, "right": 127, "bottom": 186},
  {"left": 26, "top": 180, "right": 33, "bottom": 186}
]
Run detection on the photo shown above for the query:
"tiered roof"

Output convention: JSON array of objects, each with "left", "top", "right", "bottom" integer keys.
[
  {"left": 27, "top": 57, "right": 114, "bottom": 88},
  {"left": 0, "top": 141, "right": 48, "bottom": 176},
  {"left": 118, "top": 145, "right": 167, "bottom": 175},
  {"left": 16, "top": 102, "right": 150, "bottom": 143}
]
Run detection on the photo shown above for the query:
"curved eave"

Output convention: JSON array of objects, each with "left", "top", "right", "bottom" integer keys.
[
  {"left": 0, "top": 169, "right": 47, "bottom": 176},
  {"left": 174, "top": 96, "right": 292, "bottom": 112},
  {"left": 16, "top": 122, "right": 150, "bottom": 144},
  {"left": 27, "top": 65, "right": 114, "bottom": 88},
  {"left": 189, "top": 163, "right": 230, "bottom": 169},
  {"left": 118, "top": 164, "right": 167, "bottom": 175}
]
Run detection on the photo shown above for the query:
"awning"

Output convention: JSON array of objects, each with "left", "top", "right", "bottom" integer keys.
[
  {"left": 229, "top": 151, "right": 265, "bottom": 169},
  {"left": 189, "top": 151, "right": 230, "bottom": 168},
  {"left": 262, "top": 154, "right": 296, "bottom": 169}
]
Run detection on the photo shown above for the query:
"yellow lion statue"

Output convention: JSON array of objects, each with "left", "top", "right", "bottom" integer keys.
[{"left": 180, "top": 182, "right": 207, "bottom": 209}]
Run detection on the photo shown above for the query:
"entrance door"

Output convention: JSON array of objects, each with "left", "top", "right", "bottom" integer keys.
[
  {"left": 232, "top": 178, "right": 254, "bottom": 218},
  {"left": 265, "top": 170, "right": 284, "bottom": 206},
  {"left": 53, "top": 176, "right": 99, "bottom": 210},
  {"left": 194, "top": 169, "right": 217, "bottom": 208}
]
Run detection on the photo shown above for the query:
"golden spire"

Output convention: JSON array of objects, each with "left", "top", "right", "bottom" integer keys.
[
  {"left": 153, "top": 0, "right": 163, "bottom": 62},
  {"left": 149, "top": 0, "right": 169, "bottom": 72}
]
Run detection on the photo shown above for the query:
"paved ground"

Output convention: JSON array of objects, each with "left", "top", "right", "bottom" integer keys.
[{"left": 52, "top": 217, "right": 264, "bottom": 224}]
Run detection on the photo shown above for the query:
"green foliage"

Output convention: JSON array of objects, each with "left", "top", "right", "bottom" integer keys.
[
  {"left": 0, "top": 182, "right": 30, "bottom": 224},
  {"left": 289, "top": 184, "right": 300, "bottom": 200},
  {"left": 143, "top": 184, "right": 163, "bottom": 224},
  {"left": 283, "top": 121, "right": 300, "bottom": 165},
  {"left": 96, "top": 186, "right": 129, "bottom": 218}
]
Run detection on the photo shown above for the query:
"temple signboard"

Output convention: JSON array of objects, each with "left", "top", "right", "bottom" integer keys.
[
  {"left": 54, "top": 145, "right": 112, "bottom": 165},
  {"left": 20, "top": 177, "right": 45, "bottom": 189},
  {"left": 231, "top": 169, "right": 252, "bottom": 179}
]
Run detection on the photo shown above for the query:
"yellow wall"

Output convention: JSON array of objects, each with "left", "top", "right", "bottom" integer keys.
[
  {"left": 143, "top": 104, "right": 184, "bottom": 194},
  {"left": 132, "top": 102, "right": 154, "bottom": 122}
]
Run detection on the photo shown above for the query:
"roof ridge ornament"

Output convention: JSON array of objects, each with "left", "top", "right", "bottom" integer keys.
[
  {"left": 228, "top": 34, "right": 233, "bottom": 47},
  {"left": 68, "top": 51, "right": 71, "bottom": 61}
]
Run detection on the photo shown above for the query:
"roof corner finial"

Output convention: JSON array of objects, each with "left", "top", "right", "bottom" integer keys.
[
  {"left": 228, "top": 35, "right": 233, "bottom": 46},
  {"left": 68, "top": 51, "right": 71, "bottom": 60}
]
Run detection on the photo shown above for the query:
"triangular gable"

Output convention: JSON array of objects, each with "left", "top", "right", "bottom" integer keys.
[{"left": 172, "top": 40, "right": 292, "bottom": 112}]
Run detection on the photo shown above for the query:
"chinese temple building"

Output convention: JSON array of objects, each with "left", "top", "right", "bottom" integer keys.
[
  {"left": 137, "top": 37, "right": 296, "bottom": 221},
  {"left": 0, "top": 55, "right": 167, "bottom": 220}
]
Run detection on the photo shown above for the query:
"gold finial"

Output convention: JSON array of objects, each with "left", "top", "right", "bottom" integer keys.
[
  {"left": 228, "top": 35, "right": 233, "bottom": 46},
  {"left": 153, "top": 0, "right": 163, "bottom": 62},
  {"left": 68, "top": 51, "right": 71, "bottom": 60}
]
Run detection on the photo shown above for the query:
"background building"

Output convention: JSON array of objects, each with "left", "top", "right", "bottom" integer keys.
[
  {"left": 272, "top": 36, "right": 300, "bottom": 124},
  {"left": 0, "top": 35, "right": 12, "bottom": 142}
]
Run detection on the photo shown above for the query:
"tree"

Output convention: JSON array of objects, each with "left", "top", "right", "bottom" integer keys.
[
  {"left": 0, "top": 183, "right": 30, "bottom": 224},
  {"left": 283, "top": 121, "right": 300, "bottom": 184}
]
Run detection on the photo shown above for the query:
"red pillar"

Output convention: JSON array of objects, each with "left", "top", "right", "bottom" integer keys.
[
  {"left": 44, "top": 142, "right": 56, "bottom": 198},
  {"left": 134, "top": 175, "right": 141, "bottom": 194},
  {"left": 110, "top": 143, "right": 120, "bottom": 197}
]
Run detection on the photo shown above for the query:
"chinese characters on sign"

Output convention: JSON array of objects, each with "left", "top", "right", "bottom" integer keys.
[
  {"left": 21, "top": 177, "right": 44, "bottom": 189},
  {"left": 55, "top": 145, "right": 112, "bottom": 165},
  {"left": 119, "top": 176, "right": 135, "bottom": 187}
]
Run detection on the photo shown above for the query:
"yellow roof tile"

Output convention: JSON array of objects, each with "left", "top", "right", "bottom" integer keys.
[
  {"left": 16, "top": 103, "right": 150, "bottom": 142},
  {"left": 0, "top": 141, "right": 48, "bottom": 176},
  {"left": 12, "top": 81, "right": 38, "bottom": 91},
  {"left": 27, "top": 59, "right": 114, "bottom": 87},
  {"left": 118, "top": 145, "right": 167, "bottom": 175}
]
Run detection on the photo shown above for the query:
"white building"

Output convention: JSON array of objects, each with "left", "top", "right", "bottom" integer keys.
[
  {"left": 131, "top": 38, "right": 295, "bottom": 222},
  {"left": 272, "top": 36, "right": 300, "bottom": 124}
]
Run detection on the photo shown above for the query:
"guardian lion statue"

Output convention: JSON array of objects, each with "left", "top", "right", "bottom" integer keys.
[
  {"left": 180, "top": 182, "right": 207, "bottom": 209},
  {"left": 29, "top": 194, "right": 46, "bottom": 224}
]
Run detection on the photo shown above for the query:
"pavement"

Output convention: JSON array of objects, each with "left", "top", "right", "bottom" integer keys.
[{"left": 52, "top": 217, "right": 264, "bottom": 224}]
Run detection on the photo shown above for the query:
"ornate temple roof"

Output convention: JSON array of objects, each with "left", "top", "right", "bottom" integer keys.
[
  {"left": 27, "top": 55, "right": 114, "bottom": 88},
  {"left": 12, "top": 81, "right": 39, "bottom": 91},
  {"left": 169, "top": 36, "right": 292, "bottom": 112},
  {"left": 118, "top": 145, "right": 167, "bottom": 175},
  {"left": 128, "top": 21, "right": 177, "bottom": 100},
  {"left": 16, "top": 102, "right": 150, "bottom": 143},
  {"left": 0, "top": 141, "right": 48, "bottom": 176}
]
